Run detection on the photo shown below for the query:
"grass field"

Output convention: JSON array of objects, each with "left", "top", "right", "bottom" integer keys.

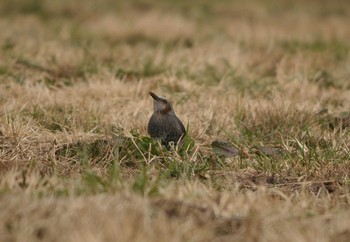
[{"left": 1, "top": 0, "right": 350, "bottom": 241}]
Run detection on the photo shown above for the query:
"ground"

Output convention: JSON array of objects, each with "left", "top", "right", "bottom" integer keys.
[{"left": 0, "top": 0, "right": 350, "bottom": 241}]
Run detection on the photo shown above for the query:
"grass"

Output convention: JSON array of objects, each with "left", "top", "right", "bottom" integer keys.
[{"left": 1, "top": 0, "right": 350, "bottom": 241}]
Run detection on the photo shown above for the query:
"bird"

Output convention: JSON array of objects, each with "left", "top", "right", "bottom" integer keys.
[{"left": 147, "top": 91, "right": 186, "bottom": 147}]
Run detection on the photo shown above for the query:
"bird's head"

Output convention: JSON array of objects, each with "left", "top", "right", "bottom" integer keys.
[{"left": 149, "top": 91, "right": 174, "bottom": 114}]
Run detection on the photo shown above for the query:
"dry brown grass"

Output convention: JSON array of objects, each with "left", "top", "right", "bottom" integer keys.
[{"left": 0, "top": 0, "right": 350, "bottom": 241}]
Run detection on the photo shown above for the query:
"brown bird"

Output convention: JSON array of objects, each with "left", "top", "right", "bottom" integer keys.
[{"left": 148, "top": 91, "right": 186, "bottom": 147}]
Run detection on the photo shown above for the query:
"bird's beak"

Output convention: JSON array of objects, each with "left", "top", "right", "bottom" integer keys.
[{"left": 149, "top": 91, "right": 161, "bottom": 101}]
